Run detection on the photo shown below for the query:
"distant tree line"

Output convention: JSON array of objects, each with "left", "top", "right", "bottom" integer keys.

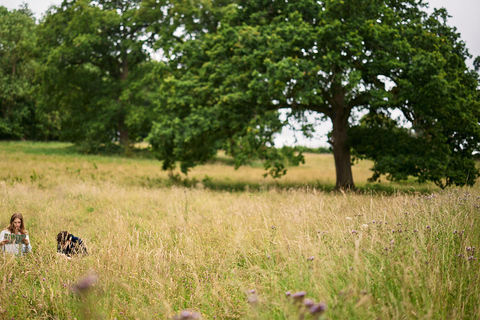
[
  {"left": 1, "top": 0, "right": 479, "bottom": 189},
  {"left": 287, "top": 146, "right": 332, "bottom": 154}
]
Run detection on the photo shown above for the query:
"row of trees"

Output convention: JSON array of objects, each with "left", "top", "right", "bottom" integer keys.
[{"left": 1, "top": 0, "right": 479, "bottom": 189}]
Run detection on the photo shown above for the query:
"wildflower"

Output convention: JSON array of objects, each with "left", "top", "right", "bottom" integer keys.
[
  {"left": 351, "top": 230, "right": 357, "bottom": 234},
  {"left": 71, "top": 273, "right": 98, "bottom": 294},
  {"left": 291, "top": 291, "right": 306, "bottom": 303},
  {"left": 246, "top": 289, "right": 256, "bottom": 294},
  {"left": 426, "top": 226, "right": 431, "bottom": 230},
  {"left": 173, "top": 310, "right": 202, "bottom": 320},
  {"left": 466, "top": 247, "right": 472, "bottom": 251},
  {"left": 304, "top": 298, "right": 315, "bottom": 307},
  {"left": 286, "top": 291, "right": 291, "bottom": 297},
  {"left": 309, "top": 302, "right": 327, "bottom": 315},
  {"left": 42, "top": 278, "right": 45, "bottom": 281},
  {"left": 247, "top": 294, "right": 259, "bottom": 305},
  {"left": 307, "top": 256, "right": 314, "bottom": 261}
]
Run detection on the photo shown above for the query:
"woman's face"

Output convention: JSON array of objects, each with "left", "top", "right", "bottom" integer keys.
[{"left": 12, "top": 218, "right": 21, "bottom": 232}]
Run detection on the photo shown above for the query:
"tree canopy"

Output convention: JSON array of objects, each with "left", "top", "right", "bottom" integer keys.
[
  {"left": 147, "top": 0, "right": 480, "bottom": 188},
  {"left": 36, "top": 0, "right": 174, "bottom": 152},
  {"left": 0, "top": 6, "right": 50, "bottom": 140}
]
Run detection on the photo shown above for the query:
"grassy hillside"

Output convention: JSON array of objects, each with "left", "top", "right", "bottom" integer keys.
[{"left": 0, "top": 141, "right": 479, "bottom": 319}]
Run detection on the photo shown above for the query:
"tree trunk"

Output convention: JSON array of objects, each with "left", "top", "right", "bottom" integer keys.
[
  {"left": 119, "top": 125, "right": 130, "bottom": 150},
  {"left": 119, "top": 56, "right": 131, "bottom": 156},
  {"left": 330, "top": 89, "right": 355, "bottom": 190}
]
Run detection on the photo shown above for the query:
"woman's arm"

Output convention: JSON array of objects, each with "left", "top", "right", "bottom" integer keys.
[
  {"left": 0, "top": 230, "right": 8, "bottom": 246},
  {"left": 22, "top": 234, "right": 32, "bottom": 253}
]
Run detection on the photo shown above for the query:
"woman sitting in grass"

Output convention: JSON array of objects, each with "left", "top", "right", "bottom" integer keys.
[
  {"left": 57, "top": 231, "right": 88, "bottom": 258},
  {"left": 0, "top": 213, "right": 32, "bottom": 255}
]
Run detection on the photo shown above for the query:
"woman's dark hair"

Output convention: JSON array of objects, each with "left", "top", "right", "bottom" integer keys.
[{"left": 56, "top": 231, "right": 71, "bottom": 244}]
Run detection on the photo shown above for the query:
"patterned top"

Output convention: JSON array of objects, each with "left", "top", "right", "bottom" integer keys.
[
  {"left": 0, "top": 229, "right": 32, "bottom": 255},
  {"left": 57, "top": 234, "right": 87, "bottom": 257}
]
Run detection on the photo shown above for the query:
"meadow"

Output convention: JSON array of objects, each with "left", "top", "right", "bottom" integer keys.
[{"left": 0, "top": 141, "right": 479, "bottom": 319}]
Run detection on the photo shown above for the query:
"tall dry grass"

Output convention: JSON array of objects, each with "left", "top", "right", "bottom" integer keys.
[
  {"left": 0, "top": 141, "right": 437, "bottom": 193},
  {"left": 0, "top": 142, "right": 479, "bottom": 319}
]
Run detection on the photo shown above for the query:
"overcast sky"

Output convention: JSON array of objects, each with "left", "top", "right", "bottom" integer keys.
[{"left": 1, "top": 0, "right": 479, "bottom": 147}]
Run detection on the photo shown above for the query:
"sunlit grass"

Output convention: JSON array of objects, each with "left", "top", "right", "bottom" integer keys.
[
  {"left": 0, "top": 141, "right": 438, "bottom": 193},
  {"left": 0, "top": 141, "right": 479, "bottom": 319}
]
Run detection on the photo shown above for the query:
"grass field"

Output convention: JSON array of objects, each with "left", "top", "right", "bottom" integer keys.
[{"left": 0, "top": 141, "right": 479, "bottom": 319}]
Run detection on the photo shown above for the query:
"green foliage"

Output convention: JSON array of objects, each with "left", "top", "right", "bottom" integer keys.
[
  {"left": 148, "top": 0, "right": 480, "bottom": 188},
  {"left": 350, "top": 113, "right": 479, "bottom": 188},
  {"left": 0, "top": 5, "right": 56, "bottom": 140},
  {"left": 36, "top": 0, "right": 173, "bottom": 152},
  {"left": 349, "top": 7, "right": 480, "bottom": 188},
  {"left": 291, "top": 146, "right": 332, "bottom": 155}
]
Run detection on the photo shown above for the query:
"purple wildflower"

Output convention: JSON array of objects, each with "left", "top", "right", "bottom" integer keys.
[
  {"left": 71, "top": 273, "right": 98, "bottom": 294},
  {"left": 309, "top": 302, "right": 327, "bottom": 315},
  {"left": 291, "top": 291, "right": 306, "bottom": 302},
  {"left": 304, "top": 298, "right": 315, "bottom": 307},
  {"left": 173, "top": 310, "right": 202, "bottom": 320},
  {"left": 247, "top": 294, "right": 259, "bottom": 305}
]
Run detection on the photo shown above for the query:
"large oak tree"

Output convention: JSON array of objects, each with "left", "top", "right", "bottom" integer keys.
[{"left": 149, "top": 0, "right": 480, "bottom": 189}]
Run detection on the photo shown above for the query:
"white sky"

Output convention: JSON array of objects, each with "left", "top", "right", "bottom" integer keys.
[{"left": 1, "top": 0, "right": 479, "bottom": 148}]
